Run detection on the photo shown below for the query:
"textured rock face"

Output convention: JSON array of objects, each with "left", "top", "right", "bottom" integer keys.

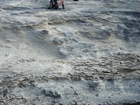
[
  {"left": 0, "top": 0, "right": 140, "bottom": 105},
  {"left": 0, "top": 0, "right": 48, "bottom": 7}
]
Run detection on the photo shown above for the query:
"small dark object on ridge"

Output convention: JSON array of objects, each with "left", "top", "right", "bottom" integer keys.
[
  {"left": 123, "top": 102, "right": 140, "bottom": 105},
  {"left": 74, "top": 0, "right": 78, "bottom": 1}
]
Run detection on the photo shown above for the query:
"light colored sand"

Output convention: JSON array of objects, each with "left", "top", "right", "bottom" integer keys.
[{"left": 0, "top": 0, "right": 140, "bottom": 105}]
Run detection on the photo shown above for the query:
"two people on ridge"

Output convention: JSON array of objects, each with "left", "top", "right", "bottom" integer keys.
[{"left": 49, "top": 0, "right": 65, "bottom": 9}]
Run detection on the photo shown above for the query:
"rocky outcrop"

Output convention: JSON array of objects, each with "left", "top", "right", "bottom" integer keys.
[{"left": 0, "top": 0, "right": 140, "bottom": 105}]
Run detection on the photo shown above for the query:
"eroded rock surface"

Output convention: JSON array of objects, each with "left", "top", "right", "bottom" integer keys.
[{"left": 0, "top": 0, "right": 140, "bottom": 105}]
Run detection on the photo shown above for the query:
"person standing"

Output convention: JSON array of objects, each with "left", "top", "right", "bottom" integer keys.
[
  {"left": 58, "top": 0, "right": 65, "bottom": 9},
  {"left": 48, "top": 0, "right": 64, "bottom": 9},
  {"left": 50, "top": 0, "right": 58, "bottom": 9}
]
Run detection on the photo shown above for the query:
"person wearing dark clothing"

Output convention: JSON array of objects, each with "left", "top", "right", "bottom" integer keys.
[
  {"left": 48, "top": 0, "right": 65, "bottom": 9},
  {"left": 48, "top": 0, "right": 58, "bottom": 9}
]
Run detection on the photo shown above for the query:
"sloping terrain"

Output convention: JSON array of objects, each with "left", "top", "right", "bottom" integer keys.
[{"left": 0, "top": 0, "right": 140, "bottom": 105}]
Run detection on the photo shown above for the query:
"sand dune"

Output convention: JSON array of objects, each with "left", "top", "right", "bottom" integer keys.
[{"left": 0, "top": 0, "right": 140, "bottom": 105}]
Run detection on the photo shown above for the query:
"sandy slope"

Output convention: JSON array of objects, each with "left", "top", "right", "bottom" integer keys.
[{"left": 0, "top": 0, "right": 140, "bottom": 105}]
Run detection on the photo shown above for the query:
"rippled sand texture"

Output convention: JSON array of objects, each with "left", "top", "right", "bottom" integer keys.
[{"left": 0, "top": 0, "right": 140, "bottom": 105}]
